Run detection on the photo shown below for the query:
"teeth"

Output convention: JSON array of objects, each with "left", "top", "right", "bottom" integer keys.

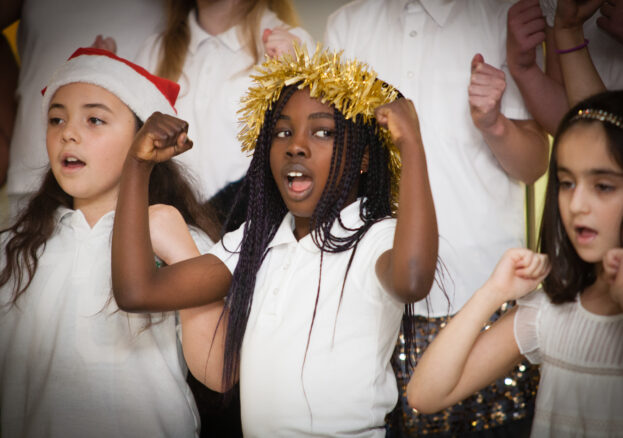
[
  {"left": 287, "top": 171, "right": 303, "bottom": 177},
  {"left": 66, "top": 157, "right": 79, "bottom": 162}
]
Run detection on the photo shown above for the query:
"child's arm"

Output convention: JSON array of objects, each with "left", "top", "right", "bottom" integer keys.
[
  {"left": 553, "top": 0, "right": 606, "bottom": 107},
  {"left": 603, "top": 248, "right": 623, "bottom": 310},
  {"left": 373, "top": 99, "right": 437, "bottom": 303},
  {"left": 407, "top": 249, "right": 549, "bottom": 413},
  {"left": 148, "top": 204, "right": 228, "bottom": 392},
  {"left": 112, "top": 112, "right": 232, "bottom": 312}
]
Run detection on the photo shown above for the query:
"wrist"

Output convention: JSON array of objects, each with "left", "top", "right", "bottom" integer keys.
[
  {"left": 476, "top": 112, "right": 506, "bottom": 139},
  {"left": 554, "top": 25, "right": 586, "bottom": 51}
]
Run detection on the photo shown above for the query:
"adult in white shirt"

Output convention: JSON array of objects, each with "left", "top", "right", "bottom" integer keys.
[
  {"left": 2, "top": 0, "right": 164, "bottom": 222},
  {"left": 325, "top": 0, "right": 549, "bottom": 436},
  {"left": 135, "top": 0, "right": 315, "bottom": 207}
]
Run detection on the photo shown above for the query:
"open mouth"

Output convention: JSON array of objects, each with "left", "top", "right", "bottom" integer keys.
[
  {"left": 286, "top": 171, "right": 313, "bottom": 194},
  {"left": 575, "top": 226, "right": 597, "bottom": 242},
  {"left": 62, "top": 156, "right": 85, "bottom": 169}
]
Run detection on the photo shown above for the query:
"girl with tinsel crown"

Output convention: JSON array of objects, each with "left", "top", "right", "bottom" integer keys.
[
  {"left": 111, "top": 44, "right": 438, "bottom": 436},
  {"left": 408, "top": 90, "right": 623, "bottom": 437},
  {"left": 0, "top": 47, "right": 220, "bottom": 437}
]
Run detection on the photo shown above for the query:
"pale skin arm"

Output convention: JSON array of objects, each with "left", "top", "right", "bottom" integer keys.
[
  {"left": 553, "top": 0, "right": 606, "bottom": 107},
  {"left": 374, "top": 99, "right": 438, "bottom": 304},
  {"left": 407, "top": 249, "right": 550, "bottom": 413},
  {"left": 603, "top": 248, "right": 623, "bottom": 309},
  {"left": 506, "top": 0, "right": 568, "bottom": 134},
  {"left": 469, "top": 54, "right": 549, "bottom": 184},
  {"left": 112, "top": 112, "right": 232, "bottom": 312},
  {"left": 262, "top": 27, "right": 301, "bottom": 59},
  {"left": 148, "top": 204, "right": 227, "bottom": 392}
]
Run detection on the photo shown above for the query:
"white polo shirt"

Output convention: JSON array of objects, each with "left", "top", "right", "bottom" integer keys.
[
  {"left": 0, "top": 208, "right": 211, "bottom": 438},
  {"left": 326, "top": 0, "right": 531, "bottom": 316},
  {"left": 136, "top": 10, "right": 315, "bottom": 201},
  {"left": 210, "top": 200, "right": 403, "bottom": 437},
  {"left": 540, "top": 0, "right": 623, "bottom": 90},
  {"left": 7, "top": 0, "right": 164, "bottom": 198}
]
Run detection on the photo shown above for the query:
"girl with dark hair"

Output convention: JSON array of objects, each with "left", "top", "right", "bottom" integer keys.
[
  {"left": 408, "top": 90, "right": 623, "bottom": 437},
  {"left": 0, "top": 48, "right": 220, "bottom": 438},
  {"left": 112, "top": 45, "right": 438, "bottom": 436}
]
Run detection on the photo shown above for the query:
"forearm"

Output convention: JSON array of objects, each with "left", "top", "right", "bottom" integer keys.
[
  {"left": 0, "top": 35, "right": 18, "bottom": 185},
  {"left": 378, "top": 139, "right": 438, "bottom": 303},
  {"left": 554, "top": 25, "right": 606, "bottom": 106},
  {"left": 510, "top": 63, "right": 568, "bottom": 134},
  {"left": 407, "top": 286, "right": 511, "bottom": 413},
  {"left": 480, "top": 116, "right": 549, "bottom": 184},
  {"left": 112, "top": 156, "right": 157, "bottom": 310}
]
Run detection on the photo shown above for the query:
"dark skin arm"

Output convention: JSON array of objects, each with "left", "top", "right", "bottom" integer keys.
[
  {"left": 112, "top": 112, "right": 232, "bottom": 312},
  {"left": 374, "top": 99, "right": 438, "bottom": 304}
]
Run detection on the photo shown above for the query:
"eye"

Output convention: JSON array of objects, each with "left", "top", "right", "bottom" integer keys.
[
  {"left": 595, "top": 182, "right": 615, "bottom": 193},
  {"left": 48, "top": 117, "right": 63, "bottom": 126},
  {"left": 274, "top": 129, "right": 291, "bottom": 138},
  {"left": 314, "top": 129, "right": 334, "bottom": 139},
  {"left": 88, "top": 117, "right": 105, "bottom": 126},
  {"left": 558, "top": 179, "right": 574, "bottom": 190}
]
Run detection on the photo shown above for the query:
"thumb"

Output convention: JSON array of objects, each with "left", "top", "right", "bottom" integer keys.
[
  {"left": 471, "top": 53, "right": 484, "bottom": 72},
  {"left": 262, "top": 28, "right": 272, "bottom": 43}
]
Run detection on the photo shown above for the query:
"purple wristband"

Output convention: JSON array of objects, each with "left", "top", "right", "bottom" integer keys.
[{"left": 556, "top": 38, "right": 589, "bottom": 54}]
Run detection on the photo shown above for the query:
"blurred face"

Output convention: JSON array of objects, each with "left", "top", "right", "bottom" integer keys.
[
  {"left": 557, "top": 122, "right": 623, "bottom": 263},
  {"left": 46, "top": 83, "right": 136, "bottom": 214},
  {"left": 270, "top": 89, "right": 336, "bottom": 238}
]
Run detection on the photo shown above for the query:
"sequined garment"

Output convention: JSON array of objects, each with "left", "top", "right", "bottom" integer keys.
[{"left": 387, "top": 303, "right": 539, "bottom": 436}]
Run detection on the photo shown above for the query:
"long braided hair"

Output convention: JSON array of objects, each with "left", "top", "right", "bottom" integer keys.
[{"left": 220, "top": 83, "right": 403, "bottom": 391}]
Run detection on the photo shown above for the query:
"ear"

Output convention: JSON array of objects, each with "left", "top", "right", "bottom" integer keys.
[{"left": 360, "top": 147, "right": 369, "bottom": 174}]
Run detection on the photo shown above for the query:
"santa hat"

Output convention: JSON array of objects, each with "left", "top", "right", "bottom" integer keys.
[{"left": 42, "top": 47, "right": 179, "bottom": 121}]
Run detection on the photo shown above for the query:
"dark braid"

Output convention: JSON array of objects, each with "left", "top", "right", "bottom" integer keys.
[{"left": 220, "top": 84, "right": 416, "bottom": 394}]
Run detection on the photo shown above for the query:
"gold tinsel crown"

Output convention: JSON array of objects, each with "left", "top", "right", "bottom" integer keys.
[{"left": 237, "top": 43, "right": 402, "bottom": 209}]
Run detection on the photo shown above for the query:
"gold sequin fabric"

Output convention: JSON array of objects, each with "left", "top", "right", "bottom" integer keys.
[{"left": 387, "top": 303, "right": 539, "bottom": 436}]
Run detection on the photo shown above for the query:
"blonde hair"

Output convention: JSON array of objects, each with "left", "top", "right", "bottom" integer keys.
[{"left": 156, "top": 0, "right": 300, "bottom": 81}]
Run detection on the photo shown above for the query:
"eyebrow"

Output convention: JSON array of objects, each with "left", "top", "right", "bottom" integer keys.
[
  {"left": 278, "top": 112, "right": 334, "bottom": 121},
  {"left": 557, "top": 166, "right": 623, "bottom": 178},
  {"left": 48, "top": 103, "right": 113, "bottom": 113}
]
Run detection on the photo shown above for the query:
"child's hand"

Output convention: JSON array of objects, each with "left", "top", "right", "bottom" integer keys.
[
  {"left": 130, "top": 112, "right": 193, "bottom": 164},
  {"left": 603, "top": 248, "right": 623, "bottom": 306},
  {"left": 555, "top": 0, "right": 603, "bottom": 30},
  {"left": 597, "top": 0, "right": 623, "bottom": 44},
  {"left": 91, "top": 35, "right": 117, "bottom": 53},
  {"left": 469, "top": 54, "right": 506, "bottom": 133},
  {"left": 148, "top": 204, "right": 200, "bottom": 265},
  {"left": 374, "top": 98, "right": 422, "bottom": 151},
  {"left": 507, "top": 0, "right": 546, "bottom": 74},
  {"left": 486, "top": 249, "right": 550, "bottom": 302},
  {"left": 262, "top": 27, "right": 301, "bottom": 59}
]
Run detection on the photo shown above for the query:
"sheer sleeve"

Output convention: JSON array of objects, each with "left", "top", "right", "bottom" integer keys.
[{"left": 513, "top": 289, "right": 547, "bottom": 364}]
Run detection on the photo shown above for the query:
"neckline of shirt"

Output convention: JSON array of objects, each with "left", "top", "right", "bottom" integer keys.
[
  {"left": 187, "top": 8, "right": 242, "bottom": 54},
  {"left": 398, "top": 0, "right": 455, "bottom": 28}
]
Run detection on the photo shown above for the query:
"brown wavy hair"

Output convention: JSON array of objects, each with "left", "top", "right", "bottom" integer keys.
[
  {"left": 156, "top": 0, "right": 300, "bottom": 81},
  {"left": 0, "top": 117, "right": 220, "bottom": 305}
]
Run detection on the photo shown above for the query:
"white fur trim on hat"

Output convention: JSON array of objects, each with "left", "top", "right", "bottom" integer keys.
[{"left": 42, "top": 48, "right": 178, "bottom": 123}]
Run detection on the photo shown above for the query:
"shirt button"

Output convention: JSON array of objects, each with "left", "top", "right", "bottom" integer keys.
[
  {"left": 409, "top": 30, "right": 417, "bottom": 37},
  {"left": 407, "top": 71, "right": 414, "bottom": 78}
]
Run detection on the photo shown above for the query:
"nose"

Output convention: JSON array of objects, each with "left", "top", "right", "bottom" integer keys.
[
  {"left": 60, "top": 120, "right": 80, "bottom": 144},
  {"left": 569, "top": 183, "right": 590, "bottom": 214},
  {"left": 286, "top": 131, "right": 310, "bottom": 158}
]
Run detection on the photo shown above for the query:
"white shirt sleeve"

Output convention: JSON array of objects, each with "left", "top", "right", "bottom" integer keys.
[{"left": 513, "top": 288, "right": 547, "bottom": 364}]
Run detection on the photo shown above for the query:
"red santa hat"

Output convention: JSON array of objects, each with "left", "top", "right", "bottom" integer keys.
[{"left": 42, "top": 47, "right": 179, "bottom": 122}]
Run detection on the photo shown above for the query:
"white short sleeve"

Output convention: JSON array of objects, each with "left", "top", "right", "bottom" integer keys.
[
  {"left": 513, "top": 289, "right": 547, "bottom": 364},
  {"left": 208, "top": 223, "right": 245, "bottom": 274}
]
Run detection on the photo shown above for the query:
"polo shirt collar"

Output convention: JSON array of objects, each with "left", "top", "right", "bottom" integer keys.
[
  {"left": 268, "top": 199, "right": 366, "bottom": 253},
  {"left": 55, "top": 207, "right": 115, "bottom": 232},
  {"left": 187, "top": 9, "right": 242, "bottom": 55},
  {"left": 395, "top": 0, "right": 455, "bottom": 28}
]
